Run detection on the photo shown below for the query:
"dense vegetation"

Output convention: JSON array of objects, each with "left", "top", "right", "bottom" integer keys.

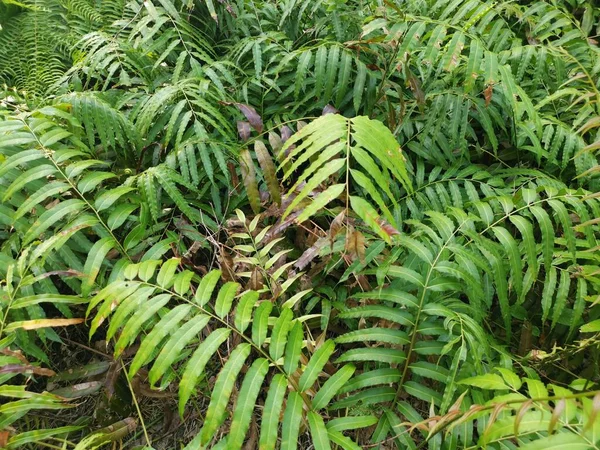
[{"left": 1, "top": 0, "right": 600, "bottom": 448}]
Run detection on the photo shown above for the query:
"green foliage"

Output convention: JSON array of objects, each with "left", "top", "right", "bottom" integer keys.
[{"left": 1, "top": 0, "right": 600, "bottom": 448}]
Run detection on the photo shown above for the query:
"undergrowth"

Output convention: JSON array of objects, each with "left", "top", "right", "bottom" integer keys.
[{"left": 1, "top": 0, "right": 600, "bottom": 448}]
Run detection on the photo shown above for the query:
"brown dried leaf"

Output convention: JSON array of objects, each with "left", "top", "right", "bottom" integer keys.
[
  {"left": 94, "top": 418, "right": 137, "bottom": 443},
  {"left": 548, "top": 398, "right": 566, "bottom": 434},
  {"left": 228, "top": 161, "right": 240, "bottom": 191},
  {"left": 295, "top": 238, "right": 329, "bottom": 271},
  {"left": 219, "top": 247, "right": 236, "bottom": 282},
  {"left": 514, "top": 400, "right": 533, "bottom": 437},
  {"left": 329, "top": 210, "right": 346, "bottom": 250},
  {"left": 345, "top": 229, "right": 366, "bottom": 263},
  {"left": 248, "top": 267, "right": 264, "bottom": 291},
  {"left": 482, "top": 403, "right": 506, "bottom": 442}
]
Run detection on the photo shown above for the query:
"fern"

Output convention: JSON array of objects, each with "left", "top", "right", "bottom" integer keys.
[
  {"left": 2, "top": 0, "right": 600, "bottom": 447},
  {"left": 88, "top": 263, "right": 370, "bottom": 449}
]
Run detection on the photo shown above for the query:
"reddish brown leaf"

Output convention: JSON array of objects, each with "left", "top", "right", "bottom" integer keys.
[
  {"left": 378, "top": 219, "right": 400, "bottom": 237},
  {"left": 406, "top": 69, "right": 425, "bottom": 108},
  {"left": 0, "top": 364, "right": 55, "bottom": 377},
  {"left": 0, "top": 430, "right": 9, "bottom": 447},
  {"left": 280, "top": 126, "right": 292, "bottom": 143},
  {"left": 228, "top": 161, "right": 240, "bottom": 191},
  {"left": 222, "top": 102, "right": 263, "bottom": 132},
  {"left": 239, "top": 148, "right": 261, "bottom": 214},
  {"left": 255, "top": 141, "right": 281, "bottom": 205},
  {"left": 322, "top": 105, "right": 339, "bottom": 115},
  {"left": 237, "top": 121, "right": 251, "bottom": 141},
  {"left": 484, "top": 84, "right": 493, "bottom": 107},
  {"left": 104, "top": 360, "right": 121, "bottom": 400}
]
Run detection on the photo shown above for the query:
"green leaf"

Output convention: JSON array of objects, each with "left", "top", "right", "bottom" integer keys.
[
  {"left": 530, "top": 205, "right": 554, "bottom": 271},
  {"left": 258, "top": 374, "right": 287, "bottom": 450},
  {"left": 179, "top": 328, "right": 231, "bottom": 416},
  {"left": 297, "top": 184, "right": 345, "bottom": 223},
  {"left": 541, "top": 265, "right": 557, "bottom": 323},
  {"left": 23, "top": 199, "right": 85, "bottom": 245},
  {"left": 295, "top": 50, "right": 313, "bottom": 99},
  {"left": 270, "top": 308, "right": 293, "bottom": 360},
  {"left": 0, "top": 149, "right": 44, "bottom": 179},
  {"left": 81, "top": 237, "right": 115, "bottom": 297},
  {"left": 312, "top": 364, "right": 355, "bottom": 410},
  {"left": 129, "top": 304, "right": 192, "bottom": 377},
  {"left": 581, "top": 319, "right": 600, "bottom": 333},
  {"left": 284, "top": 321, "right": 303, "bottom": 374},
  {"left": 6, "top": 425, "right": 83, "bottom": 447},
  {"left": 13, "top": 294, "right": 87, "bottom": 310},
  {"left": 335, "top": 328, "right": 409, "bottom": 345},
  {"left": 280, "top": 391, "right": 303, "bottom": 450},
  {"left": 13, "top": 181, "right": 69, "bottom": 221},
  {"left": 214, "top": 282, "right": 239, "bottom": 319},
  {"left": 299, "top": 340, "right": 335, "bottom": 392},
  {"left": 107, "top": 204, "right": 138, "bottom": 230},
  {"left": 458, "top": 373, "right": 509, "bottom": 390},
  {"left": 156, "top": 258, "right": 180, "bottom": 289},
  {"left": 199, "top": 343, "right": 252, "bottom": 445},
  {"left": 308, "top": 411, "right": 331, "bottom": 450},
  {"left": 283, "top": 158, "right": 345, "bottom": 219},
  {"left": 148, "top": 314, "right": 211, "bottom": 386},
  {"left": 94, "top": 187, "right": 134, "bottom": 211},
  {"left": 336, "top": 348, "right": 406, "bottom": 365},
  {"left": 326, "top": 415, "right": 378, "bottom": 432},
  {"left": 519, "top": 432, "right": 589, "bottom": 450},
  {"left": 195, "top": 270, "right": 222, "bottom": 306},
  {"left": 113, "top": 293, "right": 171, "bottom": 357},
  {"left": 353, "top": 60, "right": 367, "bottom": 113},
  {"left": 252, "top": 302, "right": 273, "bottom": 346},
  {"left": 234, "top": 291, "right": 258, "bottom": 333},
  {"left": 314, "top": 45, "right": 328, "bottom": 97},
  {"left": 327, "top": 430, "right": 361, "bottom": 450},
  {"left": 227, "top": 358, "right": 269, "bottom": 449}
]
